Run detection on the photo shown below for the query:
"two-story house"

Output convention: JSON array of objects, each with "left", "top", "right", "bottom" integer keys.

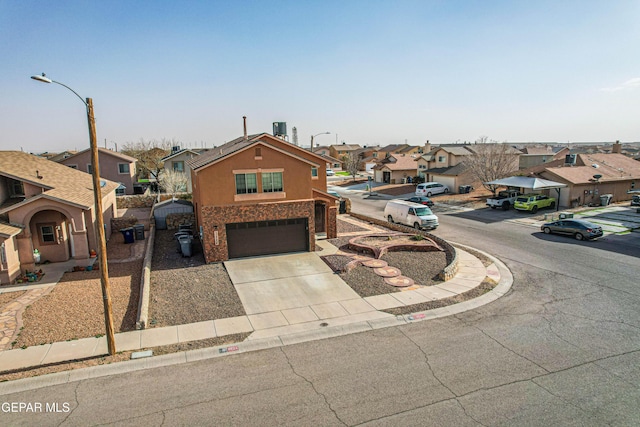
[
  {"left": 160, "top": 147, "right": 205, "bottom": 193},
  {"left": 416, "top": 146, "right": 475, "bottom": 191},
  {"left": 58, "top": 148, "right": 137, "bottom": 195},
  {"left": 0, "top": 151, "right": 120, "bottom": 284},
  {"left": 329, "top": 143, "right": 361, "bottom": 161},
  {"left": 188, "top": 131, "right": 338, "bottom": 262}
]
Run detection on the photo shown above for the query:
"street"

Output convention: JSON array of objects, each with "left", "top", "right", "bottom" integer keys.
[{"left": 1, "top": 188, "right": 639, "bottom": 426}]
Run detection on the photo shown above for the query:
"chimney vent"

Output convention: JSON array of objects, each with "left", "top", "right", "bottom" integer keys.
[{"left": 243, "top": 116, "right": 247, "bottom": 139}]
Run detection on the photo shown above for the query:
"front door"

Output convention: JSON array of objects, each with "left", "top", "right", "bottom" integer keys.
[{"left": 315, "top": 202, "right": 325, "bottom": 233}]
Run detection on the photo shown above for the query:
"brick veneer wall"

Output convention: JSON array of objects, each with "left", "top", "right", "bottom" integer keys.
[
  {"left": 327, "top": 205, "right": 337, "bottom": 238},
  {"left": 201, "top": 200, "right": 316, "bottom": 263},
  {"left": 165, "top": 213, "right": 195, "bottom": 230},
  {"left": 348, "top": 212, "right": 458, "bottom": 281},
  {"left": 111, "top": 216, "right": 138, "bottom": 232},
  {"left": 117, "top": 195, "right": 156, "bottom": 209}
]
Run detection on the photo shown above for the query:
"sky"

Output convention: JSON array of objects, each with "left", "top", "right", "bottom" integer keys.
[{"left": 1, "top": 0, "right": 639, "bottom": 154}]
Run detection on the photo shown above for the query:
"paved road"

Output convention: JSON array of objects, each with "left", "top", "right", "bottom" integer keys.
[{"left": 2, "top": 189, "right": 639, "bottom": 425}]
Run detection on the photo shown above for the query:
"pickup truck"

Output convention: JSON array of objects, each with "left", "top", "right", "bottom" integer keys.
[
  {"left": 486, "top": 190, "right": 521, "bottom": 210},
  {"left": 514, "top": 194, "right": 556, "bottom": 213}
]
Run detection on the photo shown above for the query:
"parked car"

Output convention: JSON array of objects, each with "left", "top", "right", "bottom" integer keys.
[
  {"left": 541, "top": 219, "right": 603, "bottom": 240},
  {"left": 384, "top": 200, "right": 438, "bottom": 230},
  {"left": 486, "top": 190, "right": 522, "bottom": 210},
  {"left": 326, "top": 169, "right": 335, "bottom": 176},
  {"left": 405, "top": 196, "right": 434, "bottom": 207},
  {"left": 514, "top": 193, "right": 556, "bottom": 213},
  {"left": 631, "top": 195, "right": 640, "bottom": 206},
  {"left": 415, "top": 182, "right": 449, "bottom": 197}
]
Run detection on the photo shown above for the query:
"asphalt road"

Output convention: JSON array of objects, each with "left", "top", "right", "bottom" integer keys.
[{"left": 2, "top": 188, "right": 639, "bottom": 426}]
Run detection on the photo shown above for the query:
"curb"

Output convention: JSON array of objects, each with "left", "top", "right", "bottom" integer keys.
[{"left": 0, "top": 244, "right": 513, "bottom": 396}]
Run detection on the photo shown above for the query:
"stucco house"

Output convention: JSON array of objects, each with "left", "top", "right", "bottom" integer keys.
[
  {"left": 188, "top": 131, "right": 339, "bottom": 262},
  {"left": 329, "top": 143, "right": 361, "bottom": 160},
  {"left": 372, "top": 155, "right": 418, "bottom": 183},
  {"left": 160, "top": 147, "right": 204, "bottom": 193},
  {"left": 0, "top": 151, "right": 119, "bottom": 285},
  {"left": 518, "top": 145, "right": 570, "bottom": 170},
  {"left": 58, "top": 148, "right": 137, "bottom": 195},
  {"left": 539, "top": 153, "right": 640, "bottom": 207}
]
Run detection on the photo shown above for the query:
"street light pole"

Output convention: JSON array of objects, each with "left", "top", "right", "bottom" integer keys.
[
  {"left": 310, "top": 131, "right": 330, "bottom": 152},
  {"left": 31, "top": 73, "right": 116, "bottom": 355}
]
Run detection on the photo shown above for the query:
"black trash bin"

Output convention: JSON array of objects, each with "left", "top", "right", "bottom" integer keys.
[
  {"left": 339, "top": 200, "right": 347, "bottom": 214},
  {"left": 120, "top": 227, "right": 134, "bottom": 244},
  {"left": 134, "top": 224, "right": 145, "bottom": 240}
]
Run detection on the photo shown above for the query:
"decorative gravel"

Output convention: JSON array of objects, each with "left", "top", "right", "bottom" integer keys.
[
  {"left": 380, "top": 251, "right": 447, "bottom": 286},
  {"left": 148, "top": 229, "right": 246, "bottom": 327},
  {"left": 0, "top": 291, "right": 26, "bottom": 306},
  {"left": 340, "top": 265, "right": 391, "bottom": 297},
  {"left": 337, "top": 218, "right": 371, "bottom": 233}
]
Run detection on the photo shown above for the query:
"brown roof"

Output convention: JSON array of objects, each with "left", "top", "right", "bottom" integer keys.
[
  {"left": 0, "top": 151, "right": 120, "bottom": 212},
  {"left": 373, "top": 155, "right": 418, "bottom": 171},
  {"left": 543, "top": 153, "right": 640, "bottom": 184},
  {"left": 60, "top": 147, "right": 137, "bottom": 163}
]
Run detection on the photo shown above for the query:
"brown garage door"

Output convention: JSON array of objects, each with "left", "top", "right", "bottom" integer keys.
[{"left": 226, "top": 218, "right": 308, "bottom": 259}]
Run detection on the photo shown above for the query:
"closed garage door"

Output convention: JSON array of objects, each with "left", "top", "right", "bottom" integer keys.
[{"left": 226, "top": 218, "right": 308, "bottom": 259}]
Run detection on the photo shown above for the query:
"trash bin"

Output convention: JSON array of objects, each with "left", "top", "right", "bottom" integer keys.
[
  {"left": 178, "top": 224, "right": 192, "bottom": 232},
  {"left": 458, "top": 185, "right": 472, "bottom": 194},
  {"left": 339, "top": 200, "right": 347, "bottom": 214},
  {"left": 134, "top": 224, "right": 145, "bottom": 240},
  {"left": 600, "top": 194, "right": 613, "bottom": 206},
  {"left": 174, "top": 231, "right": 190, "bottom": 252},
  {"left": 179, "top": 235, "right": 193, "bottom": 257},
  {"left": 559, "top": 213, "right": 574, "bottom": 219},
  {"left": 120, "top": 227, "right": 135, "bottom": 244}
]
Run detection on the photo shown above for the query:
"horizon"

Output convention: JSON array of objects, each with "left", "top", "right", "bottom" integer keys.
[{"left": 1, "top": 1, "right": 639, "bottom": 153}]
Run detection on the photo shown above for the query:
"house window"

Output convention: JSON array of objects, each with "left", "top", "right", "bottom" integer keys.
[
  {"left": 373, "top": 152, "right": 378, "bottom": 158},
  {"left": 39, "top": 224, "right": 56, "bottom": 245},
  {"left": 118, "top": 163, "right": 130, "bottom": 174},
  {"left": 438, "top": 156, "right": 446, "bottom": 162},
  {"left": 10, "top": 179, "right": 24, "bottom": 196},
  {"left": 311, "top": 167, "right": 318, "bottom": 177},
  {"left": 255, "top": 147, "right": 262, "bottom": 157},
  {"left": 235, "top": 173, "right": 257, "bottom": 194},
  {"left": 87, "top": 164, "right": 93, "bottom": 174},
  {"left": 173, "top": 161, "right": 185, "bottom": 172},
  {"left": 262, "top": 172, "right": 283, "bottom": 192}
]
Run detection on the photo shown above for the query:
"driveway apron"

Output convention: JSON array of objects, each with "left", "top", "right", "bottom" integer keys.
[{"left": 224, "top": 252, "right": 360, "bottom": 315}]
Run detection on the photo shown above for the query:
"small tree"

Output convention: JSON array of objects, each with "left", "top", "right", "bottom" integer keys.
[
  {"left": 341, "top": 152, "right": 360, "bottom": 181},
  {"left": 121, "top": 138, "right": 176, "bottom": 182},
  {"left": 158, "top": 169, "right": 188, "bottom": 199},
  {"left": 462, "top": 137, "right": 520, "bottom": 195}
]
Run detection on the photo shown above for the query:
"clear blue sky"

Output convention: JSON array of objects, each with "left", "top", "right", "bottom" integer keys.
[{"left": 1, "top": 0, "right": 639, "bottom": 153}]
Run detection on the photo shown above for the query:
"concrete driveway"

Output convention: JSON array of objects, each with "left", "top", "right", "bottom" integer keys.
[{"left": 224, "top": 252, "right": 361, "bottom": 315}]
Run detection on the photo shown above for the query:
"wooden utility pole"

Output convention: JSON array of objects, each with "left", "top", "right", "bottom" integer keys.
[{"left": 87, "top": 98, "right": 117, "bottom": 355}]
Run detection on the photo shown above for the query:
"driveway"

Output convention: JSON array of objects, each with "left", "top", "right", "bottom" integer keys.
[{"left": 224, "top": 252, "right": 361, "bottom": 315}]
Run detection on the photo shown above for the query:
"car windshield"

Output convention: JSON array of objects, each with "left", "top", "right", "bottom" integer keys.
[{"left": 415, "top": 207, "right": 433, "bottom": 216}]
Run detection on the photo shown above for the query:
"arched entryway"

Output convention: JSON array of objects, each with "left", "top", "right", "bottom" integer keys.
[{"left": 28, "top": 209, "right": 72, "bottom": 263}]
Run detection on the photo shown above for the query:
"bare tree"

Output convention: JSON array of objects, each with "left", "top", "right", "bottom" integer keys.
[
  {"left": 121, "top": 138, "right": 177, "bottom": 181},
  {"left": 462, "top": 137, "right": 520, "bottom": 195},
  {"left": 341, "top": 152, "right": 360, "bottom": 181},
  {"left": 158, "top": 169, "right": 188, "bottom": 199}
]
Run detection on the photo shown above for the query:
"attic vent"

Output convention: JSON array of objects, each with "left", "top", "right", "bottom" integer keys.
[{"left": 591, "top": 164, "right": 599, "bottom": 168}]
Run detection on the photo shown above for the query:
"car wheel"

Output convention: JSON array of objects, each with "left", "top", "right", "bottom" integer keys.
[
  {"left": 543, "top": 227, "right": 551, "bottom": 234},
  {"left": 387, "top": 215, "right": 394, "bottom": 223},
  {"left": 444, "top": 188, "right": 449, "bottom": 193},
  {"left": 550, "top": 201, "right": 556, "bottom": 209},
  {"left": 413, "top": 222, "right": 421, "bottom": 230},
  {"left": 502, "top": 202, "right": 510, "bottom": 211},
  {"left": 575, "top": 233, "right": 584, "bottom": 241},
  {"left": 532, "top": 205, "right": 538, "bottom": 213},
  {"left": 427, "top": 192, "right": 432, "bottom": 197},
  {"left": 490, "top": 206, "right": 496, "bottom": 209}
]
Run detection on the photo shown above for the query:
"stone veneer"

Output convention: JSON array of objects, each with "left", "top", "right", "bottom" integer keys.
[
  {"left": 201, "top": 199, "right": 316, "bottom": 263},
  {"left": 165, "top": 213, "right": 195, "bottom": 230},
  {"left": 116, "top": 195, "right": 156, "bottom": 209}
]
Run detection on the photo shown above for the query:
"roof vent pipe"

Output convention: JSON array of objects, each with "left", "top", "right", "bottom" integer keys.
[{"left": 243, "top": 116, "right": 247, "bottom": 140}]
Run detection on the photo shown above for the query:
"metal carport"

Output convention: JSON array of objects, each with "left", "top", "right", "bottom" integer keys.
[{"left": 485, "top": 176, "right": 567, "bottom": 211}]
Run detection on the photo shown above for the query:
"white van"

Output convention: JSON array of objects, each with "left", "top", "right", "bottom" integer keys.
[
  {"left": 415, "top": 182, "right": 449, "bottom": 197},
  {"left": 383, "top": 200, "right": 439, "bottom": 230}
]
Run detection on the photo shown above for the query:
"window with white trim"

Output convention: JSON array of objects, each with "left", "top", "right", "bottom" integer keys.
[
  {"left": 40, "top": 225, "right": 56, "bottom": 244},
  {"left": 87, "top": 164, "right": 93, "bottom": 174},
  {"left": 118, "top": 163, "right": 130, "bottom": 174},
  {"left": 235, "top": 173, "right": 257, "bottom": 194},
  {"left": 438, "top": 156, "right": 446, "bottom": 162},
  {"left": 262, "top": 172, "right": 283, "bottom": 193},
  {"left": 173, "top": 161, "right": 184, "bottom": 172}
]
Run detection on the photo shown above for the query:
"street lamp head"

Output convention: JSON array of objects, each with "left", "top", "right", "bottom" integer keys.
[{"left": 31, "top": 73, "right": 52, "bottom": 83}]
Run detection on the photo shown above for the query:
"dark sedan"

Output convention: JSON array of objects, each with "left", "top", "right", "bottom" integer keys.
[
  {"left": 405, "top": 196, "right": 434, "bottom": 207},
  {"left": 541, "top": 219, "right": 603, "bottom": 240}
]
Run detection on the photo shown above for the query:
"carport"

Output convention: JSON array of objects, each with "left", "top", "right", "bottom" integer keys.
[{"left": 485, "top": 176, "right": 567, "bottom": 211}]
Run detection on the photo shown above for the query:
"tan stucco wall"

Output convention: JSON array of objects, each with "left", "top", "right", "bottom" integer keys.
[
  {"left": 165, "top": 152, "right": 199, "bottom": 192},
  {"left": 0, "top": 236, "right": 21, "bottom": 285},
  {"left": 61, "top": 151, "right": 136, "bottom": 195}
]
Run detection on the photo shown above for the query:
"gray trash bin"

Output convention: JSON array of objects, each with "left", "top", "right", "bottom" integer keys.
[
  {"left": 179, "top": 235, "right": 193, "bottom": 257},
  {"left": 134, "top": 224, "right": 145, "bottom": 240},
  {"left": 600, "top": 194, "right": 613, "bottom": 206},
  {"left": 174, "top": 231, "right": 190, "bottom": 252}
]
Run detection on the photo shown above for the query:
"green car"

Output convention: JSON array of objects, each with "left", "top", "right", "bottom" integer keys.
[{"left": 514, "top": 194, "right": 556, "bottom": 213}]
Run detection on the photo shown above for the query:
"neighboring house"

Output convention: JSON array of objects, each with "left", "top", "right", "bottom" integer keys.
[
  {"left": 329, "top": 143, "right": 361, "bottom": 160},
  {"left": 58, "top": 148, "right": 137, "bottom": 195},
  {"left": 372, "top": 155, "right": 418, "bottom": 184},
  {"left": 0, "top": 151, "right": 119, "bottom": 285},
  {"left": 319, "top": 154, "right": 343, "bottom": 171},
  {"left": 188, "top": 132, "right": 339, "bottom": 263},
  {"left": 46, "top": 151, "right": 77, "bottom": 162},
  {"left": 539, "top": 153, "right": 640, "bottom": 207},
  {"left": 518, "top": 145, "right": 570, "bottom": 169},
  {"left": 160, "top": 147, "right": 203, "bottom": 193},
  {"left": 417, "top": 146, "right": 474, "bottom": 190},
  {"left": 313, "top": 146, "right": 331, "bottom": 157}
]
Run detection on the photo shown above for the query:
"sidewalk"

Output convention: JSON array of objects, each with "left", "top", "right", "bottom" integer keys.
[{"left": 0, "top": 240, "right": 511, "bottom": 374}]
